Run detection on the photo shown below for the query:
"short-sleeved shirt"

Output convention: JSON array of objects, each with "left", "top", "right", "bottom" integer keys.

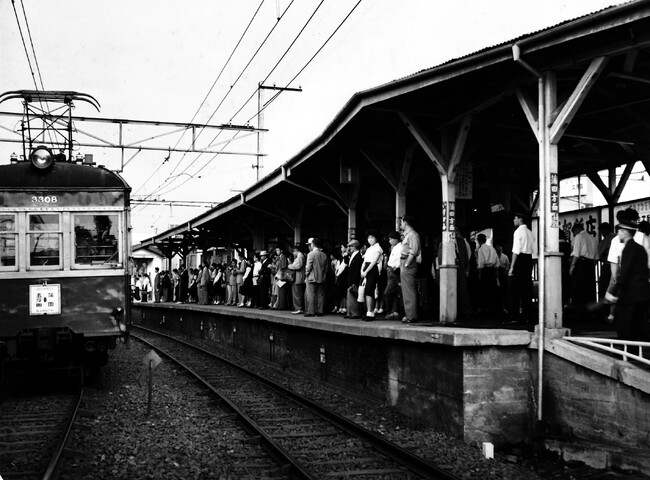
[
  {"left": 477, "top": 243, "right": 498, "bottom": 269},
  {"left": 363, "top": 243, "right": 383, "bottom": 265},
  {"left": 512, "top": 224, "right": 535, "bottom": 255},
  {"left": 387, "top": 242, "right": 403, "bottom": 269},
  {"left": 608, "top": 231, "right": 650, "bottom": 268},
  {"left": 570, "top": 230, "right": 598, "bottom": 260},
  {"left": 401, "top": 227, "right": 422, "bottom": 263}
]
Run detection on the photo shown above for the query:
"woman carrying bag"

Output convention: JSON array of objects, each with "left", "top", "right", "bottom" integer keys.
[{"left": 360, "top": 232, "right": 383, "bottom": 321}]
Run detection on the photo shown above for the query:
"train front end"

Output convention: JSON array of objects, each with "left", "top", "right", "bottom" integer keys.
[{"left": 0, "top": 148, "right": 131, "bottom": 369}]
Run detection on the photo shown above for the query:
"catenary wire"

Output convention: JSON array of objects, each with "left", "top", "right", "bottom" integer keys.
[
  {"left": 247, "top": 0, "right": 364, "bottom": 124},
  {"left": 228, "top": 0, "right": 325, "bottom": 122},
  {"left": 164, "top": 0, "right": 266, "bottom": 179},
  {"left": 132, "top": 0, "right": 266, "bottom": 196},
  {"left": 138, "top": 0, "right": 296, "bottom": 201}
]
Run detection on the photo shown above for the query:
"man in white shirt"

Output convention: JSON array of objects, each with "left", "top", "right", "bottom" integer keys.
[
  {"left": 476, "top": 233, "right": 498, "bottom": 314},
  {"left": 569, "top": 222, "right": 597, "bottom": 320},
  {"left": 383, "top": 231, "right": 403, "bottom": 320},
  {"left": 507, "top": 213, "right": 535, "bottom": 323}
]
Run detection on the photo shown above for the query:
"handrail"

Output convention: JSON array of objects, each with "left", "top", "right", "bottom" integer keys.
[{"left": 564, "top": 336, "right": 650, "bottom": 367}]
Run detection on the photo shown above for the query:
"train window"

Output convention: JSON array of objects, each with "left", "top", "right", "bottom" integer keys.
[
  {"left": 28, "top": 214, "right": 61, "bottom": 268},
  {"left": 0, "top": 214, "right": 17, "bottom": 269},
  {"left": 73, "top": 214, "right": 120, "bottom": 266}
]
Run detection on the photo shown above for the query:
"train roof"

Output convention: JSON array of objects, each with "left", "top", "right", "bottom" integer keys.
[{"left": 0, "top": 161, "right": 130, "bottom": 190}]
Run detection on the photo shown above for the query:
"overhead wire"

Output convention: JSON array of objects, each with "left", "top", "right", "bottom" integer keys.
[
  {"left": 138, "top": 0, "right": 364, "bottom": 216},
  {"left": 11, "top": 0, "right": 56, "bottom": 146},
  {"left": 164, "top": 0, "right": 266, "bottom": 178},
  {"left": 138, "top": 0, "right": 297, "bottom": 202},
  {"left": 228, "top": 0, "right": 325, "bottom": 122},
  {"left": 133, "top": 0, "right": 265, "bottom": 197},
  {"left": 247, "top": 0, "right": 364, "bottom": 124},
  {"left": 157, "top": 0, "right": 363, "bottom": 201}
]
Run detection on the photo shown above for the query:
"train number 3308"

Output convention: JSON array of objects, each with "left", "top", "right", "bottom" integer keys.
[{"left": 31, "top": 195, "right": 58, "bottom": 203}]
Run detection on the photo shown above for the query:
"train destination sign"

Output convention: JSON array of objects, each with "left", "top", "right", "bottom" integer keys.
[{"left": 29, "top": 283, "right": 61, "bottom": 315}]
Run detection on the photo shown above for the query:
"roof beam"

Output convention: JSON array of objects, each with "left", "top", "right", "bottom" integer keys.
[
  {"left": 550, "top": 56, "right": 608, "bottom": 144},
  {"left": 399, "top": 111, "right": 447, "bottom": 176},
  {"left": 516, "top": 88, "right": 540, "bottom": 142},
  {"left": 359, "top": 148, "right": 398, "bottom": 190}
]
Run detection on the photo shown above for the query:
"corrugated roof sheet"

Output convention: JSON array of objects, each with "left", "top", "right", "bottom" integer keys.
[{"left": 389, "top": 1, "right": 633, "bottom": 84}]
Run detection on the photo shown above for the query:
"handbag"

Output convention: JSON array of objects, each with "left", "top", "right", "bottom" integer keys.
[
  {"left": 357, "top": 279, "right": 366, "bottom": 303},
  {"left": 281, "top": 268, "right": 295, "bottom": 283}
]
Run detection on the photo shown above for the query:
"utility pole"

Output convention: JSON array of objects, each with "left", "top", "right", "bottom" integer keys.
[{"left": 256, "top": 83, "right": 302, "bottom": 181}]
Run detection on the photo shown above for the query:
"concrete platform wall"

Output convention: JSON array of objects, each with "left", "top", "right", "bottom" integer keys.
[{"left": 539, "top": 345, "right": 650, "bottom": 449}]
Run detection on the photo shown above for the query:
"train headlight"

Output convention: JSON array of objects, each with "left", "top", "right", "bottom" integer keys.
[
  {"left": 29, "top": 146, "right": 55, "bottom": 170},
  {"left": 112, "top": 306, "right": 124, "bottom": 322}
]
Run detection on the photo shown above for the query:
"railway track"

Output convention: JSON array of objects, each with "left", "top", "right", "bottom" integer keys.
[
  {"left": 0, "top": 386, "right": 83, "bottom": 479},
  {"left": 132, "top": 326, "right": 456, "bottom": 480}
]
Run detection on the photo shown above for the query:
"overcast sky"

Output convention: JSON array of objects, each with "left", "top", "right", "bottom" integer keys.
[{"left": 0, "top": 0, "right": 626, "bottom": 242}]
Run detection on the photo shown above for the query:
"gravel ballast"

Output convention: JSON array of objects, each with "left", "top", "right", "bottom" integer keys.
[{"left": 59, "top": 328, "right": 631, "bottom": 479}]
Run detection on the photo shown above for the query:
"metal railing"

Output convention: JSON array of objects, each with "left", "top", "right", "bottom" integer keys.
[{"left": 564, "top": 336, "right": 650, "bottom": 367}]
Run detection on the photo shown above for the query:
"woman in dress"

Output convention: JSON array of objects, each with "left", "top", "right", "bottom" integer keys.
[{"left": 360, "top": 232, "right": 383, "bottom": 320}]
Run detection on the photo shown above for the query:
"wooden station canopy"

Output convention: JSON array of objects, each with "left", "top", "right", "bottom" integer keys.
[{"left": 136, "top": 0, "right": 650, "bottom": 324}]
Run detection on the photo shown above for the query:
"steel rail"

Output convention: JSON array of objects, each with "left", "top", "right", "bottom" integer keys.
[
  {"left": 43, "top": 386, "right": 84, "bottom": 480},
  {"left": 133, "top": 325, "right": 457, "bottom": 480},
  {"left": 132, "top": 332, "right": 311, "bottom": 480}
]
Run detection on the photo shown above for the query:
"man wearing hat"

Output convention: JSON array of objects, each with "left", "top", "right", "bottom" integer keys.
[
  {"left": 569, "top": 222, "right": 597, "bottom": 320},
  {"left": 345, "top": 239, "right": 362, "bottom": 319},
  {"left": 605, "top": 220, "right": 650, "bottom": 342},
  {"left": 305, "top": 237, "right": 328, "bottom": 317},
  {"left": 257, "top": 250, "right": 272, "bottom": 309},
  {"left": 288, "top": 244, "right": 306, "bottom": 314},
  {"left": 383, "top": 231, "right": 403, "bottom": 320}
]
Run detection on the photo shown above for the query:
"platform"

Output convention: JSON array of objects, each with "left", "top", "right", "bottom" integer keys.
[{"left": 136, "top": 301, "right": 534, "bottom": 347}]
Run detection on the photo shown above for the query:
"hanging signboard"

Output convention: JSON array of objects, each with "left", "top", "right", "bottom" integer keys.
[
  {"left": 29, "top": 284, "right": 61, "bottom": 315},
  {"left": 455, "top": 162, "right": 473, "bottom": 199}
]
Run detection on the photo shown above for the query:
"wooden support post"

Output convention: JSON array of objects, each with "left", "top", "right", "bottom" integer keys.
[
  {"left": 439, "top": 174, "right": 457, "bottom": 324},
  {"left": 400, "top": 112, "right": 470, "bottom": 324},
  {"left": 542, "top": 71, "right": 563, "bottom": 329}
]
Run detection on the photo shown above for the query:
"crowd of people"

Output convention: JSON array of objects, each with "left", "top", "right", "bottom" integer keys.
[
  {"left": 132, "top": 208, "right": 650, "bottom": 342},
  {"left": 138, "top": 215, "right": 425, "bottom": 323}
]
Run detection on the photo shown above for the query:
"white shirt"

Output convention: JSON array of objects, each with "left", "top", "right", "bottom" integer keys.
[
  {"left": 608, "top": 231, "right": 650, "bottom": 268},
  {"left": 363, "top": 243, "right": 383, "bottom": 265},
  {"left": 570, "top": 230, "right": 598, "bottom": 260},
  {"left": 512, "top": 224, "right": 535, "bottom": 255},
  {"left": 252, "top": 261, "right": 262, "bottom": 286},
  {"left": 476, "top": 243, "right": 498, "bottom": 269},
  {"left": 387, "top": 242, "right": 403, "bottom": 269}
]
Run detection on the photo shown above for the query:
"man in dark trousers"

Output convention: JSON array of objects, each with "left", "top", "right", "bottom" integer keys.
[
  {"left": 507, "top": 213, "right": 535, "bottom": 323},
  {"left": 153, "top": 267, "right": 161, "bottom": 303},
  {"left": 179, "top": 264, "right": 189, "bottom": 304},
  {"left": 344, "top": 239, "right": 362, "bottom": 319},
  {"left": 304, "top": 237, "right": 328, "bottom": 317},
  {"left": 605, "top": 221, "right": 650, "bottom": 343}
]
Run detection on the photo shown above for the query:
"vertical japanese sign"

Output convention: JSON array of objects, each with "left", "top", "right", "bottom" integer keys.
[
  {"left": 442, "top": 202, "right": 447, "bottom": 231},
  {"left": 448, "top": 201, "right": 456, "bottom": 232},
  {"left": 550, "top": 173, "right": 559, "bottom": 228}
]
